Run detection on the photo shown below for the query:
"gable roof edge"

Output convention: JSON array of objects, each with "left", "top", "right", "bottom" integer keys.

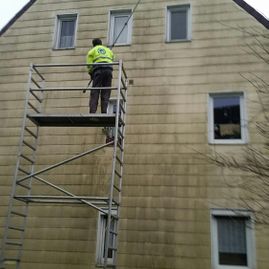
[
  {"left": 0, "top": 0, "right": 37, "bottom": 36},
  {"left": 233, "top": 0, "right": 269, "bottom": 29},
  {"left": 1, "top": 0, "right": 268, "bottom": 36}
]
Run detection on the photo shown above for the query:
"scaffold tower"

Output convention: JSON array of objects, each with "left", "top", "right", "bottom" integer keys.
[{"left": 0, "top": 61, "right": 128, "bottom": 269}]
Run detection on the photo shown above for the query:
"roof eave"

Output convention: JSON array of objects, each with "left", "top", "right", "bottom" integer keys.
[
  {"left": 0, "top": 0, "right": 37, "bottom": 36},
  {"left": 0, "top": 0, "right": 268, "bottom": 37},
  {"left": 233, "top": 0, "right": 269, "bottom": 29}
]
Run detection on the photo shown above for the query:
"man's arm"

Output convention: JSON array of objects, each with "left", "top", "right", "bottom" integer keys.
[
  {"left": 84, "top": 49, "right": 94, "bottom": 93},
  {"left": 86, "top": 49, "right": 94, "bottom": 75}
]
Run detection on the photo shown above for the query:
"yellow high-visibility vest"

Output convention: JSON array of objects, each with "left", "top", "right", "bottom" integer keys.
[{"left": 86, "top": 45, "right": 114, "bottom": 74}]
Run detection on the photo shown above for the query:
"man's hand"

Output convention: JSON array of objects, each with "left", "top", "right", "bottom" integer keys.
[{"left": 83, "top": 78, "right": 93, "bottom": 93}]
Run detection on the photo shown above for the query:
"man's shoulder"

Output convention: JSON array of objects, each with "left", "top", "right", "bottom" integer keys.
[
  {"left": 100, "top": 45, "right": 111, "bottom": 51},
  {"left": 88, "top": 45, "right": 113, "bottom": 56},
  {"left": 88, "top": 46, "right": 97, "bottom": 54}
]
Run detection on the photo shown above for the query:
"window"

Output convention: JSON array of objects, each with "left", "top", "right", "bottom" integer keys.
[
  {"left": 108, "top": 98, "right": 118, "bottom": 114},
  {"left": 211, "top": 209, "right": 255, "bottom": 269},
  {"left": 96, "top": 212, "right": 116, "bottom": 265},
  {"left": 109, "top": 10, "right": 132, "bottom": 46},
  {"left": 208, "top": 93, "right": 247, "bottom": 144},
  {"left": 54, "top": 14, "right": 78, "bottom": 49},
  {"left": 166, "top": 5, "right": 191, "bottom": 42}
]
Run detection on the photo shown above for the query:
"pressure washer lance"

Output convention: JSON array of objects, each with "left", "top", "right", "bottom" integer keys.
[
  {"left": 109, "top": 0, "right": 142, "bottom": 49},
  {"left": 83, "top": 79, "right": 92, "bottom": 93},
  {"left": 83, "top": 0, "right": 142, "bottom": 91}
]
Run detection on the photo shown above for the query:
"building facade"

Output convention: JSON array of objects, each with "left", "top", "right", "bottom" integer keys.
[{"left": 0, "top": 0, "right": 268, "bottom": 268}]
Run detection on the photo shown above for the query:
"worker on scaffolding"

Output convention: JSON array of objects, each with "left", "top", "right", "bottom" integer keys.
[
  {"left": 86, "top": 38, "right": 114, "bottom": 114},
  {"left": 86, "top": 38, "right": 115, "bottom": 143}
]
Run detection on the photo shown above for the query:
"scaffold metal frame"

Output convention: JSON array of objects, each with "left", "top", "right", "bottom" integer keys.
[{"left": 0, "top": 61, "right": 128, "bottom": 269}]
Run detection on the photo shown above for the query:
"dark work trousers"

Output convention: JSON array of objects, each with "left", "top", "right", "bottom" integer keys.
[{"left": 89, "top": 68, "right": 112, "bottom": 113}]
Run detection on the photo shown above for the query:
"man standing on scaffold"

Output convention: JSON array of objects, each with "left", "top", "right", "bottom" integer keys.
[
  {"left": 86, "top": 38, "right": 115, "bottom": 143},
  {"left": 86, "top": 38, "right": 114, "bottom": 114}
]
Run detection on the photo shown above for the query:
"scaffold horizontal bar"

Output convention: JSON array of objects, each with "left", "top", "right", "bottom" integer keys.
[
  {"left": 119, "top": 103, "right": 125, "bottom": 114},
  {"left": 29, "top": 90, "right": 42, "bottom": 103},
  {"left": 22, "top": 140, "right": 36, "bottom": 151},
  {"left": 32, "top": 65, "right": 45, "bottom": 80},
  {"left": 24, "top": 127, "right": 37, "bottom": 138},
  {"left": 14, "top": 195, "right": 117, "bottom": 205},
  {"left": 120, "top": 89, "right": 126, "bottom": 102},
  {"left": 113, "top": 184, "right": 121, "bottom": 193},
  {"left": 30, "top": 86, "right": 118, "bottom": 92},
  {"left": 27, "top": 114, "right": 117, "bottom": 127},
  {"left": 20, "top": 154, "right": 34, "bottom": 164},
  {"left": 10, "top": 211, "right": 26, "bottom": 217},
  {"left": 121, "top": 78, "right": 127, "bottom": 90},
  {"left": 31, "top": 77, "right": 42, "bottom": 89},
  {"left": 27, "top": 101, "right": 40, "bottom": 113},
  {"left": 18, "top": 167, "right": 30, "bottom": 175},
  {"left": 6, "top": 241, "right": 22, "bottom": 246},
  {"left": 33, "top": 62, "right": 120, "bottom": 68},
  {"left": 8, "top": 226, "right": 25, "bottom": 232},
  {"left": 17, "top": 182, "right": 31, "bottom": 190}
]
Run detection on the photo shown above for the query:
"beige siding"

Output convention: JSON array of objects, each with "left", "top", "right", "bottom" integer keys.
[{"left": 0, "top": 0, "right": 268, "bottom": 268}]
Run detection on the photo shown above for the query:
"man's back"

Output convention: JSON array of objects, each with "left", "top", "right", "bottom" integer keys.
[
  {"left": 86, "top": 38, "right": 114, "bottom": 114},
  {"left": 87, "top": 45, "right": 114, "bottom": 74}
]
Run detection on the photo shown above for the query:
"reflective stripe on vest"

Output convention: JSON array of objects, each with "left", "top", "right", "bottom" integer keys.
[{"left": 94, "top": 56, "right": 113, "bottom": 62}]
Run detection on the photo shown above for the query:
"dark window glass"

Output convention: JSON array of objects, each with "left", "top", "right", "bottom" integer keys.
[
  {"left": 113, "top": 15, "right": 129, "bottom": 44},
  {"left": 103, "top": 215, "right": 115, "bottom": 259},
  {"left": 217, "top": 216, "right": 248, "bottom": 266},
  {"left": 170, "top": 9, "right": 187, "bottom": 40},
  {"left": 213, "top": 96, "right": 241, "bottom": 139},
  {"left": 113, "top": 104, "right": 117, "bottom": 114},
  {"left": 59, "top": 18, "right": 76, "bottom": 48}
]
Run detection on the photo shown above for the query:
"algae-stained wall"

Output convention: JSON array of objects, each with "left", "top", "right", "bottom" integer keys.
[{"left": 0, "top": 0, "right": 268, "bottom": 268}]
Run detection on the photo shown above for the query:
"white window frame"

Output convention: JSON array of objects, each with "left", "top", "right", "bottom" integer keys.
[
  {"left": 108, "top": 98, "right": 118, "bottom": 114},
  {"left": 166, "top": 4, "right": 192, "bottom": 42},
  {"left": 108, "top": 9, "right": 133, "bottom": 46},
  {"left": 208, "top": 92, "right": 248, "bottom": 144},
  {"left": 96, "top": 210, "right": 116, "bottom": 266},
  {"left": 54, "top": 13, "right": 78, "bottom": 49},
  {"left": 210, "top": 209, "right": 256, "bottom": 269}
]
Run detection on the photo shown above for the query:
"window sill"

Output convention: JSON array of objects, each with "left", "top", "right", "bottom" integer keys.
[
  {"left": 96, "top": 262, "right": 114, "bottom": 267},
  {"left": 108, "top": 43, "right": 131, "bottom": 47},
  {"left": 52, "top": 47, "right": 76, "bottom": 51},
  {"left": 214, "top": 265, "right": 251, "bottom": 269},
  {"left": 165, "top": 39, "right": 192, "bottom": 43},
  {"left": 209, "top": 139, "right": 248, "bottom": 145}
]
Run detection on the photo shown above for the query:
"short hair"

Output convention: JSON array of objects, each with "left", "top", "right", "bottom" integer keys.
[{"left": 92, "top": 38, "right": 102, "bottom": 46}]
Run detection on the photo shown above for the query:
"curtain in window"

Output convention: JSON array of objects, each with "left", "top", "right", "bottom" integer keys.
[
  {"left": 59, "top": 19, "right": 75, "bottom": 48},
  {"left": 217, "top": 217, "right": 246, "bottom": 253},
  {"left": 113, "top": 15, "right": 128, "bottom": 44},
  {"left": 170, "top": 9, "right": 187, "bottom": 40},
  {"left": 103, "top": 215, "right": 115, "bottom": 259},
  {"left": 217, "top": 216, "right": 247, "bottom": 266},
  {"left": 213, "top": 95, "right": 241, "bottom": 139}
]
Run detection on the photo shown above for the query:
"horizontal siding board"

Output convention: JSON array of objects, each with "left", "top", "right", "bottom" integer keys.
[{"left": 0, "top": 0, "right": 268, "bottom": 268}]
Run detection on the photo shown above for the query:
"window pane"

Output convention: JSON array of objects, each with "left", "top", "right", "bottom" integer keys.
[
  {"left": 170, "top": 9, "right": 187, "bottom": 40},
  {"left": 113, "top": 15, "right": 129, "bottom": 44},
  {"left": 103, "top": 215, "right": 115, "bottom": 259},
  {"left": 59, "top": 19, "right": 75, "bottom": 48},
  {"left": 213, "top": 96, "right": 241, "bottom": 139},
  {"left": 217, "top": 216, "right": 247, "bottom": 266}
]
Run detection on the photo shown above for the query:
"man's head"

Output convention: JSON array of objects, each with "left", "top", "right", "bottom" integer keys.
[{"left": 92, "top": 38, "right": 102, "bottom": 47}]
